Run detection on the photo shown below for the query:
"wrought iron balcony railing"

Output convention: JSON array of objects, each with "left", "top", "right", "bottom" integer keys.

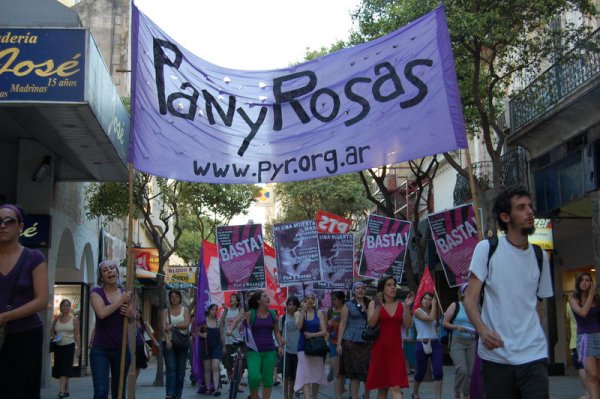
[
  {"left": 509, "top": 28, "right": 600, "bottom": 131},
  {"left": 453, "top": 148, "right": 529, "bottom": 206}
]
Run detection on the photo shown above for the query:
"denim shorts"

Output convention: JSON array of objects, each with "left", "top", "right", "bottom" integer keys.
[{"left": 577, "top": 332, "right": 600, "bottom": 360}]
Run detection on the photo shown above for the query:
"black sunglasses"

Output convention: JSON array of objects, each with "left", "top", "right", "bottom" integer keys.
[{"left": 0, "top": 217, "right": 17, "bottom": 226}]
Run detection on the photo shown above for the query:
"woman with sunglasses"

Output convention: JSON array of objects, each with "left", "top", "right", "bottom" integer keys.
[{"left": 0, "top": 204, "right": 49, "bottom": 399}]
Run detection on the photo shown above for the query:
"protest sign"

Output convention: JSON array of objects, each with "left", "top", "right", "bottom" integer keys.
[
  {"left": 358, "top": 214, "right": 412, "bottom": 280},
  {"left": 216, "top": 224, "right": 266, "bottom": 291},
  {"left": 315, "top": 210, "right": 351, "bottom": 234},
  {"left": 273, "top": 220, "right": 322, "bottom": 285},
  {"left": 314, "top": 233, "right": 354, "bottom": 290}
]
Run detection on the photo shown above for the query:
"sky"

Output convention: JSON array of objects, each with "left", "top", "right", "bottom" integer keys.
[{"left": 135, "top": 0, "right": 361, "bottom": 70}]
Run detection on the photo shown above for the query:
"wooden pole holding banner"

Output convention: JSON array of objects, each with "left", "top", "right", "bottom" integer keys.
[
  {"left": 465, "top": 144, "right": 484, "bottom": 241},
  {"left": 118, "top": 163, "right": 137, "bottom": 399}
]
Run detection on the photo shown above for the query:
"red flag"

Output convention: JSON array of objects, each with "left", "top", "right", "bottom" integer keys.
[
  {"left": 264, "top": 243, "right": 287, "bottom": 315},
  {"left": 315, "top": 210, "right": 351, "bottom": 234},
  {"left": 413, "top": 266, "right": 436, "bottom": 314}
]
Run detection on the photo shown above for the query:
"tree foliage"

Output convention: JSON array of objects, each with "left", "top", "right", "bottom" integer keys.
[
  {"left": 351, "top": 0, "right": 597, "bottom": 230},
  {"left": 274, "top": 174, "right": 372, "bottom": 222}
]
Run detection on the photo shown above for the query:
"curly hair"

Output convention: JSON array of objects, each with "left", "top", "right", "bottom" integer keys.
[{"left": 493, "top": 185, "right": 531, "bottom": 233}]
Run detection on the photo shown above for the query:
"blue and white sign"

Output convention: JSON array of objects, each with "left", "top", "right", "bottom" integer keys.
[{"left": 0, "top": 29, "right": 86, "bottom": 102}]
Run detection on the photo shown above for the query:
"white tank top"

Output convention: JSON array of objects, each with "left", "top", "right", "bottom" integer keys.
[
  {"left": 169, "top": 308, "right": 188, "bottom": 334},
  {"left": 414, "top": 308, "right": 438, "bottom": 340},
  {"left": 55, "top": 317, "right": 75, "bottom": 346}
]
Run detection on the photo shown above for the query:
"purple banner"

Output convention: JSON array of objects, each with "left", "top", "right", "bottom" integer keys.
[
  {"left": 358, "top": 214, "right": 412, "bottom": 280},
  {"left": 428, "top": 204, "right": 479, "bottom": 287},
  {"left": 273, "top": 220, "right": 321, "bottom": 286},
  {"left": 130, "top": 5, "right": 466, "bottom": 184},
  {"left": 216, "top": 224, "right": 266, "bottom": 291},
  {"left": 315, "top": 233, "right": 354, "bottom": 290}
]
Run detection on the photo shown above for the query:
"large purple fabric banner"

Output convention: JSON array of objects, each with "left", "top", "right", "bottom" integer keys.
[
  {"left": 428, "top": 204, "right": 479, "bottom": 287},
  {"left": 216, "top": 224, "right": 266, "bottom": 291},
  {"left": 358, "top": 214, "right": 412, "bottom": 280},
  {"left": 130, "top": 5, "right": 466, "bottom": 183},
  {"left": 273, "top": 220, "right": 322, "bottom": 286},
  {"left": 315, "top": 233, "right": 354, "bottom": 290}
]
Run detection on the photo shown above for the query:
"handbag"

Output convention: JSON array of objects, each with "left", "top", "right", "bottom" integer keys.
[
  {"left": 168, "top": 310, "right": 189, "bottom": 350},
  {"left": 354, "top": 300, "right": 380, "bottom": 342},
  {"left": 304, "top": 336, "right": 328, "bottom": 357},
  {"left": 0, "top": 249, "right": 29, "bottom": 352},
  {"left": 361, "top": 325, "right": 380, "bottom": 342},
  {"left": 144, "top": 342, "right": 152, "bottom": 360}
]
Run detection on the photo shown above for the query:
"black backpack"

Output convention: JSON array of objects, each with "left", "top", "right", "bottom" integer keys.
[{"left": 480, "top": 236, "right": 544, "bottom": 305}]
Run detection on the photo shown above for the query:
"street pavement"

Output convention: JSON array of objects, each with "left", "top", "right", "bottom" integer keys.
[{"left": 41, "top": 359, "right": 587, "bottom": 399}]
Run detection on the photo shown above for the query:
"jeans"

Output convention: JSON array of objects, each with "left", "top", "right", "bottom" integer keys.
[
  {"left": 90, "top": 346, "right": 131, "bottom": 399},
  {"left": 164, "top": 342, "right": 189, "bottom": 398}
]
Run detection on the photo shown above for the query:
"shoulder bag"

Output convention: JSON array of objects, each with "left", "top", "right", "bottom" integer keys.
[
  {"left": 168, "top": 309, "right": 190, "bottom": 350},
  {"left": 355, "top": 299, "right": 379, "bottom": 342},
  {"left": 0, "top": 249, "right": 30, "bottom": 352}
]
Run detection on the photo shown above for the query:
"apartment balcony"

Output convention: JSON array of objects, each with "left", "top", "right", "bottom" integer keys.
[
  {"left": 453, "top": 148, "right": 529, "bottom": 206},
  {"left": 508, "top": 28, "right": 600, "bottom": 158}
]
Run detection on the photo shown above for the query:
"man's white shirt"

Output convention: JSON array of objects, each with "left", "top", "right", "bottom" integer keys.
[{"left": 469, "top": 237, "right": 553, "bottom": 365}]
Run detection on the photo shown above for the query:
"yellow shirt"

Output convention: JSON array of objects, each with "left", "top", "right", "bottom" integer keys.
[{"left": 566, "top": 301, "right": 577, "bottom": 350}]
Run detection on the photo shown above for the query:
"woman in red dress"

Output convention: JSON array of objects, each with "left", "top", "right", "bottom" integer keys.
[{"left": 366, "top": 276, "right": 414, "bottom": 399}]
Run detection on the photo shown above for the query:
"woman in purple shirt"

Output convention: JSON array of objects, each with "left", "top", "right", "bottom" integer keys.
[
  {"left": 0, "top": 204, "right": 49, "bottom": 399},
  {"left": 233, "top": 290, "right": 283, "bottom": 399},
  {"left": 90, "top": 260, "right": 134, "bottom": 399},
  {"left": 569, "top": 272, "right": 600, "bottom": 399}
]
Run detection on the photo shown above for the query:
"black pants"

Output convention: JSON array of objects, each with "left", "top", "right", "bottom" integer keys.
[
  {"left": 0, "top": 326, "right": 43, "bottom": 399},
  {"left": 482, "top": 358, "right": 549, "bottom": 399}
]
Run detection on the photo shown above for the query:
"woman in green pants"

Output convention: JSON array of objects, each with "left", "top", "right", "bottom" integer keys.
[{"left": 231, "top": 291, "right": 283, "bottom": 399}]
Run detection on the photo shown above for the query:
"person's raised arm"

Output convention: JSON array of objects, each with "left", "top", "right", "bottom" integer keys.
[
  {"left": 402, "top": 292, "right": 414, "bottom": 330},
  {"left": 367, "top": 296, "right": 381, "bottom": 327},
  {"left": 569, "top": 282, "right": 596, "bottom": 318},
  {"left": 91, "top": 289, "right": 131, "bottom": 320}
]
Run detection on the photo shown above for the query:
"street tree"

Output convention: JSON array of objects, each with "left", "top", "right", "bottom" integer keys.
[
  {"left": 85, "top": 176, "right": 258, "bottom": 384},
  {"left": 351, "top": 0, "right": 597, "bottom": 232}
]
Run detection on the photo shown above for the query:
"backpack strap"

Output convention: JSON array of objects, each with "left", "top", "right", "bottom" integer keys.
[
  {"left": 449, "top": 301, "right": 460, "bottom": 323},
  {"left": 532, "top": 244, "right": 544, "bottom": 301},
  {"left": 481, "top": 237, "right": 545, "bottom": 304},
  {"left": 480, "top": 237, "right": 499, "bottom": 306}
]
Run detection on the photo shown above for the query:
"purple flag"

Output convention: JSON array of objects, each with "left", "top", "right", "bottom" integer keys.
[
  {"left": 130, "top": 5, "right": 466, "bottom": 184},
  {"left": 216, "top": 224, "right": 266, "bottom": 291},
  {"left": 428, "top": 204, "right": 479, "bottom": 287},
  {"left": 358, "top": 214, "right": 412, "bottom": 280},
  {"left": 192, "top": 245, "right": 211, "bottom": 388}
]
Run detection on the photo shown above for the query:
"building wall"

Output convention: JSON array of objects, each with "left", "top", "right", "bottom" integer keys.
[{"left": 73, "top": 0, "right": 130, "bottom": 97}]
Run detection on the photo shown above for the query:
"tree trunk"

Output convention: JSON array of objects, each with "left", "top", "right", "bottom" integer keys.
[{"left": 153, "top": 274, "right": 166, "bottom": 386}]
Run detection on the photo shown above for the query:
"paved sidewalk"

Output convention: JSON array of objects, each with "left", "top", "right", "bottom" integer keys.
[{"left": 41, "top": 359, "right": 587, "bottom": 399}]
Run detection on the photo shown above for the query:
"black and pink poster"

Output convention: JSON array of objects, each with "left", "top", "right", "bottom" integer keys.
[
  {"left": 315, "top": 233, "right": 354, "bottom": 290},
  {"left": 358, "top": 214, "right": 412, "bottom": 280},
  {"left": 273, "top": 220, "right": 322, "bottom": 286},
  {"left": 428, "top": 204, "right": 479, "bottom": 287},
  {"left": 216, "top": 224, "right": 266, "bottom": 291}
]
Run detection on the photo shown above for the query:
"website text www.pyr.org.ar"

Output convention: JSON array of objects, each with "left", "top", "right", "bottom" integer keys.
[{"left": 192, "top": 145, "right": 371, "bottom": 183}]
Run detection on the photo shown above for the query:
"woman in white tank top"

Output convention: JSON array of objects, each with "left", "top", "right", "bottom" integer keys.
[{"left": 51, "top": 299, "right": 80, "bottom": 398}]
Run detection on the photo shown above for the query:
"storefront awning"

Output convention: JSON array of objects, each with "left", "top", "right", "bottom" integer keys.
[{"left": 0, "top": 25, "right": 129, "bottom": 181}]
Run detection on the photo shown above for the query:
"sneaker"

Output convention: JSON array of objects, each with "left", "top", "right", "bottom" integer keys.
[{"left": 213, "top": 391, "right": 222, "bottom": 397}]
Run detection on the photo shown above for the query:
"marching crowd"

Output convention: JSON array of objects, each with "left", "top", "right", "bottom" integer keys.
[{"left": 2, "top": 186, "right": 600, "bottom": 399}]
